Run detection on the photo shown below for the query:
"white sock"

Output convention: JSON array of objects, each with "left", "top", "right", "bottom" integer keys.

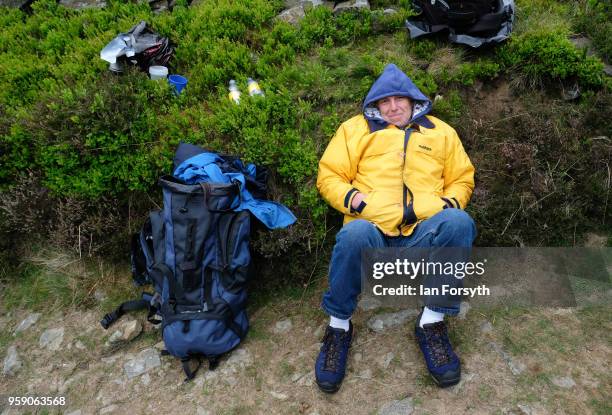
[
  {"left": 329, "top": 316, "right": 350, "bottom": 332},
  {"left": 419, "top": 307, "right": 444, "bottom": 328}
]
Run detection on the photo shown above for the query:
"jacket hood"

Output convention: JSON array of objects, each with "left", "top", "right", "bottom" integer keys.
[{"left": 362, "top": 64, "right": 433, "bottom": 130}]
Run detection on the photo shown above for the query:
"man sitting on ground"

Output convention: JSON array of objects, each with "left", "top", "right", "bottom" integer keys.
[{"left": 315, "top": 63, "right": 476, "bottom": 392}]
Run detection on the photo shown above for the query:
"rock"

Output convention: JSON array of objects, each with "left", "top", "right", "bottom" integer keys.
[
  {"left": 154, "top": 341, "right": 165, "bottom": 351},
  {"left": 284, "top": 0, "right": 325, "bottom": 6},
  {"left": 108, "top": 331, "right": 123, "bottom": 345},
  {"left": 59, "top": 0, "right": 107, "bottom": 10},
  {"left": 334, "top": 0, "right": 370, "bottom": 15},
  {"left": 121, "top": 320, "right": 142, "bottom": 342},
  {"left": 358, "top": 296, "right": 382, "bottom": 311},
  {"left": 94, "top": 290, "right": 107, "bottom": 302},
  {"left": 141, "top": 373, "right": 151, "bottom": 386},
  {"left": 604, "top": 64, "right": 612, "bottom": 77},
  {"left": 372, "top": 8, "right": 398, "bottom": 32},
  {"left": 313, "top": 324, "right": 325, "bottom": 338},
  {"left": 273, "top": 319, "right": 293, "bottom": 334},
  {"left": 99, "top": 404, "right": 118, "bottom": 414},
  {"left": 75, "top": 340, "right": 86, "bottom": 350},
  {"left": 458, "top": 301, "right": 471, "bottom": 319},
  {"left": 551, "top": 308, "right": 574, "bottom": 316},
  {"left": 562, "top": 83, "right": 580, "bottom": 101},
  {"left": 223, "top": 348, "right": 252, "bottom": 372},
  {"left": 393, "top": 368, "right": 407, "bottom": 379},
  {"left": 489, "top": 342, "right": 525, "bottom": 375},
  {"left": 123, "top": 348, "right": 161, "bottom": 378},
  {"left": 357, "top": 368, "right": 372, "bottom": 379},
  {"left": 101, "top": 354, "right": 120, "bottom": 365},
  {"left": 584, "top": 232, "right": 608, "bottom": 247},
  {"left": 367, "top": 309, "right": 419, "bottom": 332},
  {"left": 295, "top": 370, "right": 314, "bottom": 386},
  {"left": 65, "top": 410, "right": 83, "bottom": 415},
  {"left": 380, "top": 352, "right": 394, "bottom": 369},
  {"left": 39, "top": 327, "right": 64, "bottom": 351},
  {"left": 270, "top": 391, "right": 288, "bottom": 400},
  {"left": 378, "top": 397, "right": 414, "bottom": 415},
  {"left": 107, "top": 319, "right": 142, "bottom": 345},
  {"left": 449, "top": 372, "right": 476, "bottom": 394},
  {"left": 569, "top": 35, "right": 593, "bottom": 53},
  {"left": 480, "top": 321, "right": 493, "bottom": 333},
  {"left": 224, "top": 375, "right": 238, "bottom": 386},
  {"left": 517, "top": 404, "right": 533, "bottom": 415},
  {"left": 143, "top": 0, "right": 172, "bottom": 14},
  {"left": 277, "top": 5, "right": 306, "bottom": 25},
  {"left": 0, "top": 0, "right": 32, "bottom": 8},
  {"left": 196, "top": 407, "right": 212, "bottom": 415},
  {"left": 551, "top": 376, "right": 576, "bottom": 389},
  {"left": 354, "top": 352, "right": 363, "bottom": 362},
  {"left": 14, "top": 313, "right": 41, "bottom": 334},
  {"left": 3, "top": 345, "right": 22, "bottom": 376}
]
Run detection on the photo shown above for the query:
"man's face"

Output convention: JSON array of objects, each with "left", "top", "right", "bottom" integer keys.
[{"left": 377, "top": 96, "right": 412, "bottom": 127}]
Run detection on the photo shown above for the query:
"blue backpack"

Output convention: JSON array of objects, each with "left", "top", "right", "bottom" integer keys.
[{"left": 102, "top": 151, "right": 253, "bottom": 381}]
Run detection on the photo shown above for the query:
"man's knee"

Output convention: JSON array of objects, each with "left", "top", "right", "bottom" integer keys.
[
  {"left": 436, "top": 209, "right": 477, "bottom": 240},
  {"left": 335, "top": 219, "right": 381, "bottom": 248}
]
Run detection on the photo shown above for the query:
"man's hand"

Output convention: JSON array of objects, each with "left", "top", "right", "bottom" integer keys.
[{"left": 351, "top": 192, "right": 366, "bottom": 210}]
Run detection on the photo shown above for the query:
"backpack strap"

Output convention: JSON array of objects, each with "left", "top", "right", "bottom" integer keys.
[
  {"left": 100, "top": 291, "right": 161, "bottom": 329},
  {"left": 180, "top": 354, "right": 222, "bottom": 381},
  {"left": 208, "top": 355, "right": 220, "bottom": 370},
  {"left": 181, "top": 355, "right": 202, "bottom": 382},
  {"left": 150, "top": 263, "right": 187, "bottom": 309}
]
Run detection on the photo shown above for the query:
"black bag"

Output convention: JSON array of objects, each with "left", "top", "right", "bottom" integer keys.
[{"left": 415, "top": 0, "right": 504, "bottom": 33}]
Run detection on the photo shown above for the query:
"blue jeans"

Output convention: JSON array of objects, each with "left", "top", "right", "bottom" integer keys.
[{"left": 321, "top": 209, "right": 477, "bottom": 319}]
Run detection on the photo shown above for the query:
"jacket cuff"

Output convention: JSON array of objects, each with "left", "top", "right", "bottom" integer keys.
[
  {"left": 353, "top": 200, "right": 366, "bottom": 214},
  {"left": 442, "top": 196, "right": 461, "bottom": 209},
  {"left": 441, "top": 197, "right": 454, "bottom": 209},
  {"left": 344, "top": 188, "right": 359, "bottom": 213}
]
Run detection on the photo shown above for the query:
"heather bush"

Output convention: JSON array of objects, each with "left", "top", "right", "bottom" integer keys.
[{"left": 0, "top": 0, "right": 610, "bottom": 283}]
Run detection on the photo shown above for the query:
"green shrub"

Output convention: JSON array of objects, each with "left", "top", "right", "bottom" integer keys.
[
  {"left": 574, "top": 0, "right": 611, "bottom": 62},
  {"left": 431, "top": 90, "right": 463, "bottom": 126},
  {"left": 0, "top": 0, "right": 610, "bottom": 281},
  {"left": 15, "top": 71, "right": 174, "bottom": 198},
  {"left": 497, "top": 30, "right": 605, "bottom": 89}
]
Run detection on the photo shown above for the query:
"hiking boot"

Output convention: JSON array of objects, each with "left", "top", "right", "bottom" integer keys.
[
  {"left": 414, "top": 310, "right": 461, "bottom": 387},
  {"left": 315, "top": 321, "right": 353, "bottom": 393}
]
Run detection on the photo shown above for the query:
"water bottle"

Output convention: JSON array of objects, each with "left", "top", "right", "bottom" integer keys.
[
  {"left": 247, "top": 78, "right": 264, "bottom": 97},
  {"left": 228, "top": 80, "right": 241, "bottom": 104}
]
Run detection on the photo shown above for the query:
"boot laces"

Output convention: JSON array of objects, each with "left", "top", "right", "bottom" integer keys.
[
  {"left": 424, "top": 322, "right": 452, "bottom": 366},
  {"left": 322, "top": 329, "right": 348, "bottom": 372}
]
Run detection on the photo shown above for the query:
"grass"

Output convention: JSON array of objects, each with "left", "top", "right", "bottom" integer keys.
[
  {"left": 2, "top": 262, "right": 78, "bottom": 312},
  {"left": 589, "top": 397, "right": 612, "bottom": 415},
  {"left": 220, "top": 405, "right": 254, "bottom": 415},
  {"left": 477, "top": 384, "right": 496, "bottom": 401},
  {"left": 276, "top": 360, "right": 296, "bottom": 380},
  {"left": 0, "top": 328, "right": 12, "bottom": 355}
]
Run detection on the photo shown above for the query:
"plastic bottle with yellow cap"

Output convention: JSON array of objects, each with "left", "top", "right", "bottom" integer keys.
[
  {"left": 228, "top": 80, "right": 241, "bottom": 104},
  {"left": 247, "top": 78, "right": 264, "bottom": 97}
]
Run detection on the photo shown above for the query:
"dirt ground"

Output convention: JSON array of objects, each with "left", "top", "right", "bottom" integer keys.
[{"left": 1, "top": 277, "right": 610, "bottom": 415}]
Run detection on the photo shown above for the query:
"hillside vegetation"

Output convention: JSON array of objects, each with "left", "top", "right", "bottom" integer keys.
[{"left": 0, "top": 0, "right": 610, "bottom": 283}]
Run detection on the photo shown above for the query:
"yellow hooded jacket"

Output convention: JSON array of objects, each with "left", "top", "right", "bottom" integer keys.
[{"left": 317, "top": 64, "right": 475, "bottom": 236}]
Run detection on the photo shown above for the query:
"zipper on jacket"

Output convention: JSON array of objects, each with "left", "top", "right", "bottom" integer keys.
[
  {"left": 399, "top": 127, "right": 419, "bottom": 232},
  {"left": 399, "top": 128, "right": 413, "bottom": 233}
]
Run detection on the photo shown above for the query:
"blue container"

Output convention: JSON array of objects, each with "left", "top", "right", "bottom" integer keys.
[{"left": 168, "top": 74, "right": 188, "bottom": 95}]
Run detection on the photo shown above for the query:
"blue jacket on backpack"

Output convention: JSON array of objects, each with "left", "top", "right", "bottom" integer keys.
[{"left": 174, "top": 152, "right": 296, "bottom": 229}]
